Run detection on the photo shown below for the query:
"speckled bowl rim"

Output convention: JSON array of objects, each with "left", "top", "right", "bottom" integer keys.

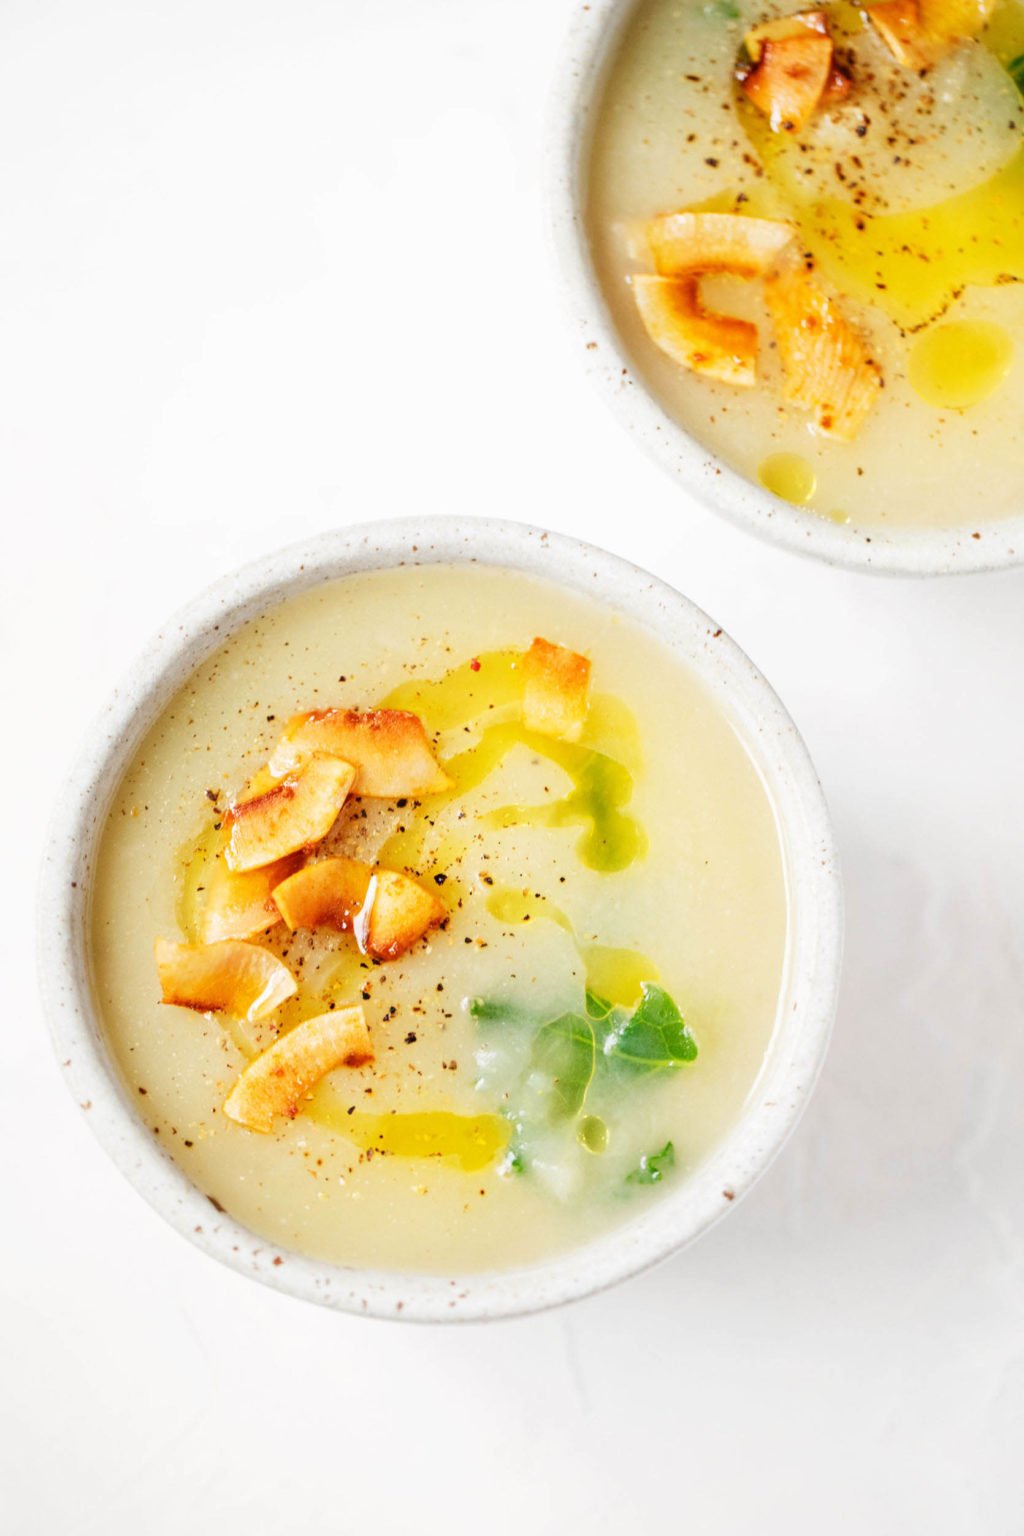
[
  {"left": 547, "top": 0, "right": 1024, "bottom": 576},
  {"left": 39, "top": 516, "right": 842, "bottom": 1322}
]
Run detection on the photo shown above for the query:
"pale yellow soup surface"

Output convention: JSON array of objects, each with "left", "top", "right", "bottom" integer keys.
[
  {"left": 90, "top": 564, "right": 788, "bottom": 1274},
  {"left": 587, "top": 0, "right": 1024, "bottom": 530}
]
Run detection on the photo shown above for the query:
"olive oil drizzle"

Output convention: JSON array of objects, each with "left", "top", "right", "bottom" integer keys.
[
  {"left": 381, "top": 649, "right": 646, "bottom": 876},
  {"left": 725, "top": 20, "right": 1024, "bottom": 332},
  {"left": 305, "top": 1096, "right": 509, "bottom": 1171}
]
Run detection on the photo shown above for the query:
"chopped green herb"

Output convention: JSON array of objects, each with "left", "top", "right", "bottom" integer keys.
[
  {"left": 703, "top": 0, "right": 740, "bottom": 18},
  {"left": 473, "top": 984, "right": 696, "bottom": 1191},
  {"left": 601, "top": 983, "right": 698, "bottom": 1075},
  {"left": 531, "top": 1013, "right": 596, "bottom": 1121},
  {"left": 1009, "top": 53, "right": 1024, "bottom": 93},
  {"left": 626, "top": 1141, "right": 676, "bottom": 1186}
]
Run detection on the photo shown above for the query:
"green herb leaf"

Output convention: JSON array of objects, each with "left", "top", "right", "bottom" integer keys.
[
  {"left": 626, "top": 1141, "right": 676, "bottom": 1185},
  {"left": 584, "top": 989, "right": 614, "bottom": 1021},
  {"left": 531, "top": 1012, "right": 596, "bottom": 1121},
  {"left": 1009, "top": 53, "right": 1024, "bottom": 93},
  {"left": 601, "top": 983, "right": 697, "bottom": 1074}
]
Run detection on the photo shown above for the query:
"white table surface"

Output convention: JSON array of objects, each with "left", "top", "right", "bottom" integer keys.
[{"left": 3, "top": 2, "right": 1023, "bottom": 1530}]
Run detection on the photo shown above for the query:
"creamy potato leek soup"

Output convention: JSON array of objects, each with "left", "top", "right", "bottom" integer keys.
[
  {"left": 587, "top": 0, "right": 1024, "bottom": 528},
  {"left": 90, "top": 565, "right": 787, "bottom": 1274}
]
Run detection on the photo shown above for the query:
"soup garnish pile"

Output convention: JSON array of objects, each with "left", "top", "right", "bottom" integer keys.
[{"left": 154, "top": 638, "right": 697, "bottom": 1178}]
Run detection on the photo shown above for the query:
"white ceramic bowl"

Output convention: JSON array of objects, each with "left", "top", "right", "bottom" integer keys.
[
  {"left": 548, "top": 0, "right": 1024, "bottom": 576},
  {"left": 39, "top": 517, "right": 841, "bottom": 1321}
]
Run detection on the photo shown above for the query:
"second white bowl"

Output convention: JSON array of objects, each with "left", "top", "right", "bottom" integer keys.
[{"left": 548, "top": 0, "right": 1024, "bottom": 576}]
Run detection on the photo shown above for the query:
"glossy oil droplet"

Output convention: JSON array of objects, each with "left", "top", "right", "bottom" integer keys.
[
  {"left": 382, "top": 649, "right": 647, "bottom": 874},
  {"left": 758, "top": 452, "right": 817, "bottom": 506},
  {"left": 581, "top": 944, "right": 658, "bottom": 1007},
  {"left": 909, "top": 321, "right": 1013, "bottom": 410},
  {"left": 577, "top": 1115, "right": 609, "bottom": 1154}
]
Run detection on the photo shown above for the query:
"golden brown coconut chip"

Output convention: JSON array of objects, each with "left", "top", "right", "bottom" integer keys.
[
  {"left": 866, "top": 0, "right": 996, "bottom": 69},
  {"left": 223, "top": 1005, "right": 373, "bottom": 1133},
  {"left": 154, "top": 936, "right": 297, "bottom": 1021},
  {"left": 648, "top": 211, "right": 796, "bottom": 280},
  {"left": 633, "top": 273, "right": 761, "bottom": 387},
  {"left": 741, "top": 32, "right": 835, "bottom": 132},
  {"left": 764, "top": 261, "right": 883, "bottom": 440},
  {"left": 268, "top": 708, "right": 451, "bottom": 797},
  {"left": 272, "top": 856, "right": 446, "bottom": 961},
  {"left": 522, "top": 636, "right": 592, "bottom": 740},
  {"left": 199, "top": 849, "right": 304, "bottom": 943},
  {"left": 224, "top": 753, "right": 356, "bottom": 873}
]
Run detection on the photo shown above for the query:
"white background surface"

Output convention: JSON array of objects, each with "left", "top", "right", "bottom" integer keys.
[{"left": 2, "top": 1, "right": 1023, "bottom": 1531}]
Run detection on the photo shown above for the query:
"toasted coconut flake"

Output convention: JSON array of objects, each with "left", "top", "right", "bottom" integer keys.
[
  {"left": 648, "top": 212, "right": 795, "bottom": 279},
  {"left": 272, "top": 856, "right": 373, "bottom": 933},
  {"left": 764, "top": 262, "right": 883, "bottom": 440},
  {"left": 867, "top": 0, "right": 994, "bottom": 67},
  {"left": 224, "top": 1005, "right": 373, "bottom": 1133},
  {"left": 522, "top": 637, "right": 592, "bottom": 740},
  {"left": 358, "top": 869, "right": 447, "bottom": 961},
  {"left": 864, "top": 0, "right": 936, "bottom": 68},
  {"left": 273, "top": 857, "right": 445, "bottom": 960},
  {"left": 199, "top": 850, "right": 303, "bottom": 943},
  {"left": 741, "top": 33, "right": 834, "bottom": 131},
  {"left": 744, "top": 9, "right": 828, "bottom": 62},
  {"left": 154, "top": 937, "right": 297, "bottom": 1020},
  {"left": 267, "top": 708, "right": 451, "bottom": 797},
  {"left": 224, "top": 753, "right": 355, "bottom": 872},
  {"left": 633, "top": 275, "right": 759, "bottom": 386}
]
